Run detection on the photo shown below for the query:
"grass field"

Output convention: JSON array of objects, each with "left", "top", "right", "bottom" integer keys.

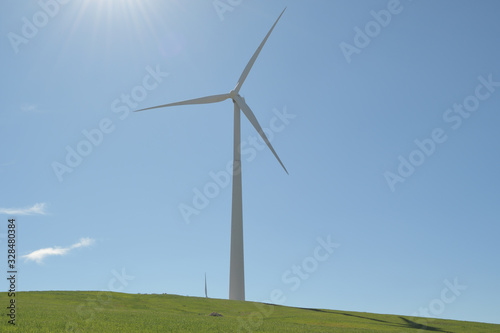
[{"left": 0, "top": 291, "right": 498, "bottom": 332}]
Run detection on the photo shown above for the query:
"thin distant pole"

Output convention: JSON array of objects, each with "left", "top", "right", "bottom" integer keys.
[{"left": 205, "top": 273, "right": 208, "bottom": 298}]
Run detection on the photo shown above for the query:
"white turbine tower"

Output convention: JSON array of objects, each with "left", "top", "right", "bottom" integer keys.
[{"left": 136, "top": 8, "right": 288, "bottom": 301}]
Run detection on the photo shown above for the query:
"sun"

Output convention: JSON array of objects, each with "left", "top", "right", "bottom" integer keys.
[
  {"left": 59, "top": 0, "right": 174, "bottom": 57},
  {"left": 93, "top": 0, "right": 149, "bottom": 16},
  {"left": 52, "top": 0, "right": 188, "bottom": 68}
]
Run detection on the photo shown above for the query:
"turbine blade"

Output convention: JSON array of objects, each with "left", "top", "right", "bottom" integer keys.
[
  {"left": 234, "top": 7, "right": 286, "bottom": 93},
  {"left": 234, "top": 95, "right": 288, "bottom": 174},
  {"left": 135, "top": 93, "right": 230, "bottom": 112}
]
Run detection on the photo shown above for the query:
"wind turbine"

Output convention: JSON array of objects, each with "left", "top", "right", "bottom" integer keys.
[{"left": 136, "top": 8, "right": 288, "bottom": 301}]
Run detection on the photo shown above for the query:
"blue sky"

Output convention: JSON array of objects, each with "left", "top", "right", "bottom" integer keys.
[{"left": 1, "top": 0, "right": 499, "bottom": 326}]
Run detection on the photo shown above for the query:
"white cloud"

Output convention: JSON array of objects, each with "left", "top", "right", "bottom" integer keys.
[
  {"left": 70, "top": 238, "right": 94, "bottom": 248},
  {"left": 20, "top": 104, "right": 41, "bottom": 112},
  {"left": 22, "top": 238, "right": 95, "bottom": 264},
  {"left": 0, "top": 202, "right": 48, "bottom": 215},
  {"left": 0, "top": 160, "right": 15, "bottom": 167}
]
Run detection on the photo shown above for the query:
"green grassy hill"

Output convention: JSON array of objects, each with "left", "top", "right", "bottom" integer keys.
[{"left": 1, "top": 291, "right": 498, "bottom": 332}]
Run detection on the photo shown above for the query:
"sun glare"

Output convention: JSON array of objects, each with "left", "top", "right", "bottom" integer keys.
[{"left": 60, "top": 0, "right": 179, "bottom": 59}]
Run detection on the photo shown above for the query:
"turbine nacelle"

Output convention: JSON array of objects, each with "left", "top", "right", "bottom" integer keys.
[{"left": 229, "top": 89, "right": 237, "bottom": 99}]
